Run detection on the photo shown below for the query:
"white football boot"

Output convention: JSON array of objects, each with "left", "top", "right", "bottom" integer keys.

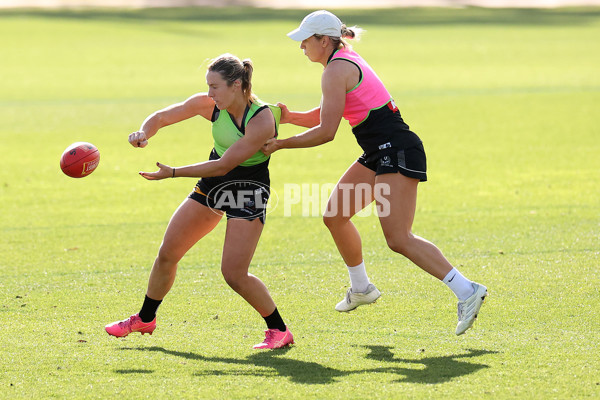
[
  {"left": 455, "top": 282, "right": 488, "bottom": 335},
  {"left": 335, "top": 283, "right": 381, "bottom": 312}
]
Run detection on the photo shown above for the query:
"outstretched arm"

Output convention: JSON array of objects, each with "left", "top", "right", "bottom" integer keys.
[
  {"left": 278, "top": 103, "right": 320, "bottom": 128},
  {"left": 263, "top": 63, "right": 347, "bottom": 155},
  {"left": 128, "top": 93, "right": 215, "bottom": 148},
  {"left": 140, "top": 108, "right": 276, "bottom": 180}
]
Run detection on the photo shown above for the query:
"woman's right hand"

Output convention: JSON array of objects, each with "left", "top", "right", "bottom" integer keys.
[
  {"left": 262, "top": 138, "right": 280, "bottom": 156},
  {"left": 128, "top": 131, "right": 148, "bottom": 148}
]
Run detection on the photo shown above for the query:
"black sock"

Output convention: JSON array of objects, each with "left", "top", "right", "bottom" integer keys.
[
  {"left": 139, "top": 295, "right": 162, "bottom": 323},
  {"left": 263, "top": 308, "right": 286, "bottom": 332}
]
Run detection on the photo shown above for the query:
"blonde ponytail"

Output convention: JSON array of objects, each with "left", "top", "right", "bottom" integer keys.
[
  {"left": 317, "top": 23, "right": 364, "bottom": 50},
  {"left": 241, "top": 59, "right": 256, "bottom": 104},
  {"left": 341, "top": 24, "right": 363, "bottom": 40}
]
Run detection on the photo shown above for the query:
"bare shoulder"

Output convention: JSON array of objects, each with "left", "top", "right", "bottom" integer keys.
[
  {"left": 324, "top": 60, "right": 357, "bottom": 89},
  {"left": 324, "top": 58, "right": 360, "bottom": 91},
  {"left": 185, "top": 93, "right": 215, "bottom": 120},
  {"left": 324, "top": 58, "right": 356, "bottom": 77},
  {"left": 321, "top": 62, "right": 352, "bottom": 95}
]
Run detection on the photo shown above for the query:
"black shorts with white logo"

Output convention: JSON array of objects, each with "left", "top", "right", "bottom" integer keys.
[
  {"left": 353, "top": 103, "right": 427, "bottom": 181},
  {"left": 189, "top": 149, "right": 270, "bottom": 224},
  {"left": 357, "top": 142, "right": 427, "bottom": 181}
]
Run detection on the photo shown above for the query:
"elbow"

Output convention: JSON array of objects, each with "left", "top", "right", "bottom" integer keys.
[
  {"left": 320, "top": 130, "right": 336, "bottom": 144},
  {"left": 154, "top": 111, "right": 169, "bottom": 128}
]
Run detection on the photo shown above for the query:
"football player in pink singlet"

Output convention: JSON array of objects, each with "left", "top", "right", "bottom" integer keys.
[{"left": 264, "top": 10, "right": 487, "bottom": 335}]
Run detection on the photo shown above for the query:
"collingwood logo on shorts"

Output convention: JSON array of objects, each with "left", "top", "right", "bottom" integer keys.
[{"left": 208, "top": 180, "right": 271, "bottom": 219}]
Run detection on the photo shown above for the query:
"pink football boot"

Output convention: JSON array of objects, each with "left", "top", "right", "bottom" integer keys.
[
  {"left": 105, "top": 314, "right": 156, "bottom": 337},
  {"left": 253, "top": 327, "right": 294, "bottom": 349}
]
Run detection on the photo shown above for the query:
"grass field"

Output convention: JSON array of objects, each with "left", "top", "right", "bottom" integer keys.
[{"left": 1, "top": 6, "right": 599, "bottom": 399}]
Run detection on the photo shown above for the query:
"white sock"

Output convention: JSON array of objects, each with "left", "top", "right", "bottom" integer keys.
[
  {"left": 443, "top": 267, "right": 474, "bottom": 301},
  {"left": 348, "top": 261, "right": 370, "bottom": 293}
]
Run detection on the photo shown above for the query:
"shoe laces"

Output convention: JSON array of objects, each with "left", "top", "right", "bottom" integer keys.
[
  {"left": 345, "top": 288, "right": 353, "bottom": 304},
  {"left": 119, "top": 315, "right": 137, "bottom": 328},
  {"left": 264, "top": 329, "right": 276, "bottom": 342}
]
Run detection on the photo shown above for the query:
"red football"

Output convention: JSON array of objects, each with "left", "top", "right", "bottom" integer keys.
[{"left": 60, "top": 142, "right": 100, "bottom": 178}]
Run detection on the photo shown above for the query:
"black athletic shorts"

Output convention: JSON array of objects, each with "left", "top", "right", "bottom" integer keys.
[
  {"left": 357, "top": 142, "right": 427, "bottom": 181},
  {"left": 354, "top": 102, "right": 427, "bottom": 181},
  {"left": 189, "top": 149, "right": 270, "bottom": 224}
]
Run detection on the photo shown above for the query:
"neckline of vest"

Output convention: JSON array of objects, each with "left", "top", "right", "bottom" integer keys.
[
  {"left": 225, "top": 104, "right": 251, "bottom": 134},
  {"left": 327, "top": 48, "right": 339, "bottom": 64}
]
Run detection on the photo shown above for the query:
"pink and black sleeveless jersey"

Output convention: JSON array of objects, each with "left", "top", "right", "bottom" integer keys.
[
  {"left": 328, "top": 48, "right": 394, "bottom": 127},
  {"left": 328, "top": 48, "right": 423, "bottom": 156}
]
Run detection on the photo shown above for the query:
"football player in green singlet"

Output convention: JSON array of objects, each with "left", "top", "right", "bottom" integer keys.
[{"left": 105, "top": 54, "right": 293, "bottom": 350}]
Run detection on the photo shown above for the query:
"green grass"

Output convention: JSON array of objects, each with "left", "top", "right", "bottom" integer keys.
[{"left": 1, "top": 6, "right": 599, "bottom": 399}]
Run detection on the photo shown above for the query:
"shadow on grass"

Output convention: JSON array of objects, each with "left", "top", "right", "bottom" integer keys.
[
  {"left": 121, "top": 346, "right": 342, "bottom": 384},
  {"left": 114, "top": 369, "right": 154, "bottom": 374},
  {"left": 362, "top": 346, "right": 498, "bottom": 384},
  {"left": 120, "top": 345, "right": 498, "bottom": 385},
  {"left": 1, "top": 7, "right": 600, "bottom": 27}
]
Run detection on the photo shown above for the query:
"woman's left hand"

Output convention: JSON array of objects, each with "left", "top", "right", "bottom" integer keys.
[
  {"left": 276, "top": 102, "right": 290, "bottom": 124},
  {"left": 139, "top": 162, "right": 174, "bottom": 180}
]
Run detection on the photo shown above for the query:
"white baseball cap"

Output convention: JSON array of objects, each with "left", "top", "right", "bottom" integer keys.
[{"left": 287, "top": 10, "right": 342, "bottom": 41}]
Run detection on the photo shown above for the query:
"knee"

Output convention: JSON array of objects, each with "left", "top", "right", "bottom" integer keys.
[
  {"left": 323, "top": 213, "right": 348, "bottom": 231},
  {"left": 322, "top": 214, "right": 335, "bottom": 229},
  {"left": 385, "top": 233, "right": 414, "bottom": 256},
  {"left": 156, "top": 244, "right": 181, "bottom": 269},
  {"left": 222, "top": 269, "right": 244, "bottom": 292}
]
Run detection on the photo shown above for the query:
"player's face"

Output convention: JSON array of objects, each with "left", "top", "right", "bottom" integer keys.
[
  {"left": 300, "top": 35, "right": 327, "bottom": 63},
  {"left": 206, "top": 71, "right": 240, "bottom": 110}
]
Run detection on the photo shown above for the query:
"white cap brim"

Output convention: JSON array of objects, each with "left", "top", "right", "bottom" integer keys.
[{"left": 287, "top": 28, "right": 314, "bottom": 42}]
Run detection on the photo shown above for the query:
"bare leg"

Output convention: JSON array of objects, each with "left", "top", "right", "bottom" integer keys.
[
  {"left": 146, "top": 198, "right": 223, "bottom": 300},
  {"left": 221, "top": 218, "right": 276, "bottom": 317},
  {"left": 375, "top": 174, "right": 487, "bottom": 335},
  {"left": 323, "top": 162, "right": 376, "bottom": 267},
  {"left": 375, "top": 173, "right": 453, "bottom": 280}
]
